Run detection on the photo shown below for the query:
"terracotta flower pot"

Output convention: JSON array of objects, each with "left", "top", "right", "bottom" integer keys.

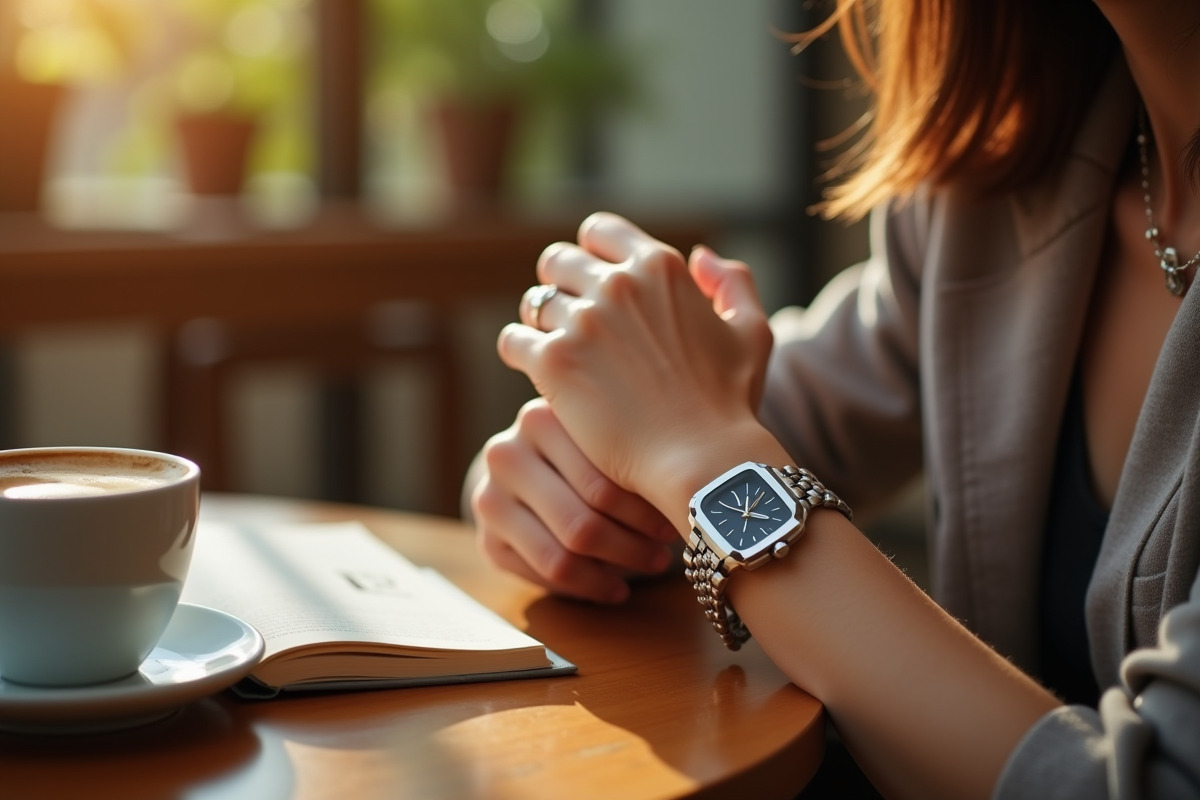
[
  {"left": 432, "top": 101, "right": 520, "bottom": 208},
  {"left": 175, "top": 112, "right": 259, "bottom": 196},
  {"left": 0, "top": 76, "right": 65, "bottom": 213}
]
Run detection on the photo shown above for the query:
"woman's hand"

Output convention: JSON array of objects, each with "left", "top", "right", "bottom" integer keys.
[
  {"left": 498, "top": 212, "right": 773, "bottom": 510},
  {"left": 470, "top": 397, "right": 679, "bottom": 603}
]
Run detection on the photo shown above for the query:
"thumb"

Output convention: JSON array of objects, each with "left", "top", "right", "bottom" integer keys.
[
  {"left": 688, "top": 245, "right": 764, "bottom": 325},
  {"left": 689, "top": 245, "right": 774, "bottom": 411}
]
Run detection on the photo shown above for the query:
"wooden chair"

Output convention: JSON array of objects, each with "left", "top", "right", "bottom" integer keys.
[{"left": 165, "top": 301, "right": 462, "bottom": 516}]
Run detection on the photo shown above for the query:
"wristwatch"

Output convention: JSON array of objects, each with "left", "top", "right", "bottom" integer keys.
[{"left": 684, "top": 462, "right": 852, "bottom": 650}]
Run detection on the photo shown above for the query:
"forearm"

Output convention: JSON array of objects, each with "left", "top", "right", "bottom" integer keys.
[
  {"left": 654, "top": 425, "right": 1061, "bottom": 800},
  {"left": 734, "top": 511, "right": 1058, "bottom": 800}
]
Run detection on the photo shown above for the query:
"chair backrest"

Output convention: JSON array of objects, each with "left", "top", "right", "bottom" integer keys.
[{"left": 165, "top": 301, "right": 462, "bottom": 516}]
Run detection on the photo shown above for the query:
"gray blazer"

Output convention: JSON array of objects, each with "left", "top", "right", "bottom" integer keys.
[{"left": 760, "top": 58, "right": 1200, "bottom": 797}]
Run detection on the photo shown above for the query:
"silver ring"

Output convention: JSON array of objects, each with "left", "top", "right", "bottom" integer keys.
[{"left": 528, "top": 284, "right": 558, "bottom": 330}]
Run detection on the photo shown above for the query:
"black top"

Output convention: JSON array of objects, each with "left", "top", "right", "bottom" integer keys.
[{"left": 1038, "top": 369, "right": 1108, "bottom": 708}]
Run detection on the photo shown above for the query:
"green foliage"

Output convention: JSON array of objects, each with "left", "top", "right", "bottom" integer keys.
[
  {"left": 370, "top": 0, "right": 636, "bottom": 112},
  {"left": 110, "top": 0, "right": 313, "bottom": 180},
  {"left": 165, "top": 0, "right": 309, "bottom": 116}
]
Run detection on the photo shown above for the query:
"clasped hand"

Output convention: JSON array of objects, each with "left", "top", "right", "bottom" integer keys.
[{"left": 472, "top": 212, "right": 773, "bottom": 602}]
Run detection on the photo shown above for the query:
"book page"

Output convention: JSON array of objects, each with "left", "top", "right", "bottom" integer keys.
[{"left": 181, "top": 520, "right": 545, "bottom": 662}]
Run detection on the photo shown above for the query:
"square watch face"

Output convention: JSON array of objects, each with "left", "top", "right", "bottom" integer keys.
[{"left": 694, "top": 464, "right": 800, "bottom": 558}]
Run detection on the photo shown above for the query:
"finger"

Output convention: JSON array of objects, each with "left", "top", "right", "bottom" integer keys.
[
  {"left": 520, "top": 284, "right": 574, "bottom": 331},
  {"left": 496, "top": 322, "right": 542, "bottom": 377},
  {"left": 474, "top": 473, "right": 632, "bottom": 603},
  {"left": 525, "top": 469, "right": 677, "bottom": 564},
  {"left": 499, "top": 411, "right": 675, "bottom": 573},
  {"left": 577, "top": 211, "right": 677, "bottom": 264},
  {"left": 520, "top": 288, "right": 588, "bottom": 336},
  {"left": 535, "top": 241, "right": 606, "bottom": 295},
  {"left": 513, "top": 477, "right": 672, "bottom": 583},
  {"left": 528, "top": 409, "right": 678, "bottom": 544},
  {"left": 688, "top": 246, "right": 774, "bottom": 408},
  {"left": 689, "top": 245, "right": 766, "bottom": 329}
]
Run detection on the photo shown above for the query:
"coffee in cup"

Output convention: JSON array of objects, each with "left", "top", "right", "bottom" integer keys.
[{"left": 0, "top": 447, "right": 200, "bottom": 687}]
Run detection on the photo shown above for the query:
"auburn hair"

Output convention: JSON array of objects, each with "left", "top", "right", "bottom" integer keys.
[{"left": 794, "top": 0, "right": 1118, "bottom": 220}]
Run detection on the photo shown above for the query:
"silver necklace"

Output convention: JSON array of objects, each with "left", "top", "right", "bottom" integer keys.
[{"left": 1137, "top": 110, "right": 1199, "bottom": 296}]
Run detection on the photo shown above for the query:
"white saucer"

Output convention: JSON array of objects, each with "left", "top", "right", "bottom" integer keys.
[{"left": 0, "top": 603, "right": 264, "bottom": 734}]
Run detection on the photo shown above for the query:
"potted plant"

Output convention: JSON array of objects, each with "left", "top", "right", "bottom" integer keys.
[
  {"left": 0, "top": 0, "right": 137, "bottom": 212},
  {"left": 160, "top": 0, "right": 309, "bottom": 197},
  {"left": 371, "top": 0, "right": 636, "bottom": 208}
]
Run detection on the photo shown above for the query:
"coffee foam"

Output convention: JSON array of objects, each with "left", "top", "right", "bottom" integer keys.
[
  {"left": 0, "top": 451, "right": 186, "bottom": 500},
  {"left": 0, "top": 474, "right": 169, "bottom": 499}
]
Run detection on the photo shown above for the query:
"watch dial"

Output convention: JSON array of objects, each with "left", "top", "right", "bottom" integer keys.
[{"left": 701, "top": 468, "right": 793, "bottom": 551}]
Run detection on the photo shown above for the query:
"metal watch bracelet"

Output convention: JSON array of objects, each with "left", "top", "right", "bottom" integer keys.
[{"left": 685, "top": 466, "right": 852, "bottom": 650}]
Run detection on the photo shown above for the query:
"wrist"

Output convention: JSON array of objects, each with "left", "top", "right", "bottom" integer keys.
[{"left": 646, "top": 419, "right": 793, "bottom": 537}]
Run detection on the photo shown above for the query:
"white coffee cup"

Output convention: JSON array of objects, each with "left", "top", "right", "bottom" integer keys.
[{"left": 0, "top": 447, "right": 200, "bottom": 687}]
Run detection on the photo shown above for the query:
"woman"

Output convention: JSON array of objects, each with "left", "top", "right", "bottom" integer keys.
[{"left": 466, "top": 0, "right": 1200, "bottom": 797}]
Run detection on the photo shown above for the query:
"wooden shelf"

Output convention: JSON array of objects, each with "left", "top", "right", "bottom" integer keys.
[{"left": 0, "top": 208, "right": 713, "bottom": 333}]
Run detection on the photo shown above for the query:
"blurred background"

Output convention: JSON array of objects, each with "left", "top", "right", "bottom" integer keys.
[
  {"left": 5, "top": 0, "right": 867, "bottom": 278},
  {"left": 2, "top": 0, "right": 924, "bottom": 568}
]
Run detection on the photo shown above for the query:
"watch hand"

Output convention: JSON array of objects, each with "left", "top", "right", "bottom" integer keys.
[
  {"left": 748, "top": 511, "right": 770, "bottom": 520},
  {"left": 719, "top": 501, "right": 744, "bottom": 513},
  {"left": 747, "top": 491, "right": 765, "bottom": 512}
]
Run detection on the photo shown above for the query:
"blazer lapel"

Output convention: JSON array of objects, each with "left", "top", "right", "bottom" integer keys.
[
  {"left": 923, "top": 59, "right": 1135, "bottom": 669},
  {"left": 1090, "top": 282, "right": 1200, "bottom": 684}
]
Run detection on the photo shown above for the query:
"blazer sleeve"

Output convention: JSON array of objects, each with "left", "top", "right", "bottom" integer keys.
[
  {"left": 995, "top": 576, "right": 1200, "bottom": 799},
  {"left": 758, "top": 198, "right": 928, "bottom": 516}
]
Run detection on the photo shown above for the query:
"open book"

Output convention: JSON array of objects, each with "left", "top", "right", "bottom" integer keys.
[{"left": 181, "top": 520, "right": 575, "bottom": 699}]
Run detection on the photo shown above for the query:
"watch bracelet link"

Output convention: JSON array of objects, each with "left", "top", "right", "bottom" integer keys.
[
  {"left": 683, "top": 532, "right": 752, "bottom": 650},
  {"left": 685, "top": 465, "right": 852, "bottom": 651},
  {"left": 776, "top": 465, "right": 854, "bottom": 523}
]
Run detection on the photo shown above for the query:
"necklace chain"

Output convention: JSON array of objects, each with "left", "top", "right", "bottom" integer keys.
[{"left": 1137, "top": 109, "right": 1199, "bottom": 296}]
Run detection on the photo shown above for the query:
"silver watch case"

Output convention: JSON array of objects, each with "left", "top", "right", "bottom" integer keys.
[{"left": 687, "top": 462, "right": 808, "bottom": 572}]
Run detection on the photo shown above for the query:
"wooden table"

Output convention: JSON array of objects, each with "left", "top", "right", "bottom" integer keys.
[{"left": 0, "top": 494, "right": 824, "bottom": 800}]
